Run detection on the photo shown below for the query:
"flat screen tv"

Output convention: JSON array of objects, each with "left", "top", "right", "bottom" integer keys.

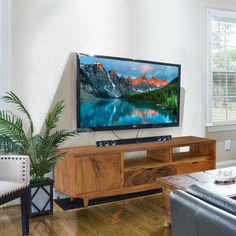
[{"left": 77, "top": 53, "right": 181, "bottom": 131}]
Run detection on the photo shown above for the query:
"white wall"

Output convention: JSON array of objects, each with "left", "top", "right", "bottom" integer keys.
[{"left": 11, "top": 0, "right": 236, "bottom": 160}]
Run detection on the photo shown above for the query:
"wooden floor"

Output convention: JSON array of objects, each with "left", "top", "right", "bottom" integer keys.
[{"left": 0, "top": 194, "right": 171, "bottom": 236}]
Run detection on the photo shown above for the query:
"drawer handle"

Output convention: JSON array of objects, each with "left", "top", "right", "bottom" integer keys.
[
  {"left": 146, "top": 168, "right": 153, "bottom": 171},
  {"left": 158, "top": 168, "right": 165, "bottom": 173},
  {"left": 192, "top": 161, "right": 199, "bottom": 164}
]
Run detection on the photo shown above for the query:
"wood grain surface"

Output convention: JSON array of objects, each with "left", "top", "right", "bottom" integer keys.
[
  {"left": 55, "top": 136, "right": 216, "bottom": 206},
  {"left": 0, "top": 194, "right": 171, "bottom": 236}
]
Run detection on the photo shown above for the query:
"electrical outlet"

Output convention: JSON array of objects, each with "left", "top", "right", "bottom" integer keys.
[{"left": 225, "top": 140, "right": 231, "bottom": 151}]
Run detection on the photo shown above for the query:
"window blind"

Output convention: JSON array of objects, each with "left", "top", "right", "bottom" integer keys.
[{"left": 212, "top": 18, "right": 236, "bottom": 123}]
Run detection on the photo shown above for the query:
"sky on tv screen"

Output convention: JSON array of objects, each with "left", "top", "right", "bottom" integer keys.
[{"left": 80, "top": 55, "right": 179, "bottom": 82}]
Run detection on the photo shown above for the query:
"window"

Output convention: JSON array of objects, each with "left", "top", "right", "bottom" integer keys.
[{"left": 208, "top": 9, "right": 236, "bottom": 127}]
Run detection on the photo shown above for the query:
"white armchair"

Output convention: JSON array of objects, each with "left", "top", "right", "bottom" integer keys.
[
  {"left": 0, "top": 155, "right": 30, "bottom": 236},
  {"left": 0, "top": 155, "right": 30, "bottom": 184}
]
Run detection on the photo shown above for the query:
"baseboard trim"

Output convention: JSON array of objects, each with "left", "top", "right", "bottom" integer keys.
[{"left": 216, "top": 159, "right": 236, "bottom": 169}]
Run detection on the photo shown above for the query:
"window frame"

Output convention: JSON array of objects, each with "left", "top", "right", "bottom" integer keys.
[{"left": 207, "top": 8, "right": 236, "bottom": 132}]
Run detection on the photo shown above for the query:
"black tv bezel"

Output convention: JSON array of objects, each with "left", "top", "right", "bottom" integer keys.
[{"left": 76, "top": 53, "right": 181, "bottom": 131}]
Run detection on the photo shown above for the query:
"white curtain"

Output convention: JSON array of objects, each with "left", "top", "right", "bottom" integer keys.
[{"left": 0, "top": 0, "right": 11, "bottom": 110}]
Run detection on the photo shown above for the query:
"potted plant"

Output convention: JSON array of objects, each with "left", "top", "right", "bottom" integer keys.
[{"left": 0, "top": 91, "right": 77, "bottom": 217}]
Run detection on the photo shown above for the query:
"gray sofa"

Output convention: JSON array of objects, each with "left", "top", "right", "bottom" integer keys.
[{"left": 170, "top": 184, "right": 236, "bottom": 236}]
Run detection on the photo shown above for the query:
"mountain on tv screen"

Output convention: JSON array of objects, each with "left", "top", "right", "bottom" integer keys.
[{"left": 77, "top": 54, "right": 181, "bottom": 131}]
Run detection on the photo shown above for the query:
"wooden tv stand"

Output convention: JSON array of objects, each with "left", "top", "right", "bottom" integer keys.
[{"left": 54, "top": 136, "right": 216, "bottom": 207}]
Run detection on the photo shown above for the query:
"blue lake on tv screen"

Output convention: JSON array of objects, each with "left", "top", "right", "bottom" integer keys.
[{"left": 80, "top": 99, "right": 176, "bottom": 128}]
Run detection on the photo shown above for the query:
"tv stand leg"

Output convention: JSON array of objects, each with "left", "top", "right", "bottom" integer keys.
[{"left": 83, "top": 197, "right": 89, "bottom": 208}]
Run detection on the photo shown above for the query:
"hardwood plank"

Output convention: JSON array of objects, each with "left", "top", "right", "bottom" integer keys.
[{"left": 0, "top": 194, "right": 171, "bottom": 236}]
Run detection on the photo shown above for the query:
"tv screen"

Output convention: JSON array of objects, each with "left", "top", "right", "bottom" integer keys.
[{"left": 77, "top": 54, "right": 181, "bottom": 131}]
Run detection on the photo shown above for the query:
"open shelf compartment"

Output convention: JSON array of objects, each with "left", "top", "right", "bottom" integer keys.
[
  {"left": 124, "top": 156, "right": 170, "bottom": 171},
  {"left": 172, "top": 151, "right": 213, "bottom": 164},
  {"left": 171, "top": 143, "right": 215, "bottom": 163},
  {"left": 123, "top": 148, "right": 171, "bottom": 171}
]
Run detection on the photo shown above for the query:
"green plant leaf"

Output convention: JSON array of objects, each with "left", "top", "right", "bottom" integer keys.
[
  {"left": 3, "top": 91, "right": 34, "bottom": 136},
  {"left": 40, "top": 130, "right": 77, "bottom": 159},
  {"left": 0, "top": 135, "right": 22, "bottom": 153},
  {"left": 0, "top": 110, "right": 29, "bottom": 149},
  {"left": 45, "top": 100, "right": 64, "bottom": 136},
  {"left": 1, "top": 91, "right": 77, "bottom": 183}
]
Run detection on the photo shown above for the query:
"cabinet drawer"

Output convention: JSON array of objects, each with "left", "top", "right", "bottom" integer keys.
[
  {"left": 124, "top": 165, "right": 176, "bottom": 187},
  {"left": 175, "top": 160, "right": 214, "bottom": 175}
]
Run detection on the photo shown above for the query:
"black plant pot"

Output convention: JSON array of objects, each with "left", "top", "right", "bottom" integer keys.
[{"left": 29, "top": 178, "right": 54, "bottom": 217}]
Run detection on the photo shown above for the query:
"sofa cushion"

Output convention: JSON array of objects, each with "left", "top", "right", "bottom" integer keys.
[
  {"left": 186, "top": 184, "right": 236, "bottom": 216},
  {"left": 0, "top": 181, "right": 26, "bottom": 197},
  {"left": 171, "top": 190, "right": 236, "bottom": 236}
]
